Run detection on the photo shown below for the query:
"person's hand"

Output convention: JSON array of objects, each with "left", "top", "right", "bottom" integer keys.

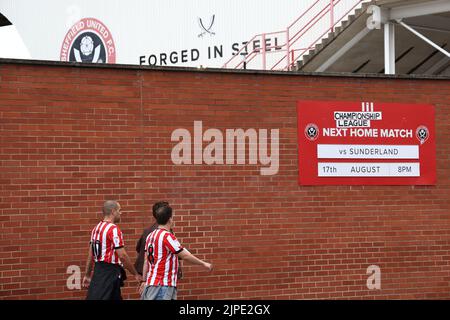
[
  {"left": 82, "top": 276, "right": 91, "bottom": 288},
  {"left": 138, "top": 282, "right": 146, "bottom": 295},
  {"left": 134, "top": 274, "right": 143, "bottom": 283},
  {"left": 204, "top": 262, "right": 213, "bottom": 272}
]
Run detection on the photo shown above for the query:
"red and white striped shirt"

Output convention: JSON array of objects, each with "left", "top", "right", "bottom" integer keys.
[
  {"left": 144, "top": 228, "right": 184, "bottom": 287},
  {"left": 89, "top": 221, "right": 124, "bottom": 265}
]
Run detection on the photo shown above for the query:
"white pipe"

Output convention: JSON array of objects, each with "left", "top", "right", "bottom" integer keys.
[
  {"left": 384, "top": 23, "right": 395, "bottom": 74},
  {"left": 397, "top": 20, "right": 450, "bottom": 58}
]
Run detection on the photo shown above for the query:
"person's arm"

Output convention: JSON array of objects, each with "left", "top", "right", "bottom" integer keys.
[
  {"left": 116, "top": 247, "right": 142, "bottom": 282},
  {"left": 142, "top": 254, "right": 149, "bottom": 280},
  {"left": 177, "top": 259, "right": 183, "bottom": 280},
  {"left": 82, "top": 244, "right": 93, "bottom": 288},
  {"left": 139, "top": 252, "right": 149, "bottom": 295},
  {"left": 177, "top": 249, "right": 213, "bottom": 271}
]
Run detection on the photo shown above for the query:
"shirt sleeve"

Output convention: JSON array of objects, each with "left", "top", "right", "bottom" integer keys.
[
  {"left": 89, "top": 227, "right": 96, "bottom": 245},
  {"left": 111, "top": 226, "right": 125, "bottom": 249},
  {"left": 164, "top": 233, "right": 184, "bottom": 254},
  {"left": 144, "top": 233, "right": 152, "bottom": 253}
]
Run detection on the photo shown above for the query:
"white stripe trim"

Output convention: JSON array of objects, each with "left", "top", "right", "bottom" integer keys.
[
  {"left": 163, "top": 246, "right": 171, "bottom": 286},
  {"left": 111, "top": 227, "right": 118, "bottom": 264}
]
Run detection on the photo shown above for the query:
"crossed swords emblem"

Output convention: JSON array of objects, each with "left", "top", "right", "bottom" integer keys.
[{"left": 198, "top": 15, "right": 215, "bottom": 37}]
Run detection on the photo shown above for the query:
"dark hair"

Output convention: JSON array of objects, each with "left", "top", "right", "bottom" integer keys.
[
  {"left": 154, "top": 205, "right": 172, "bottom": 225},
  {"left": 103, "top": 200, "right": 119, "bottom": 216},
  {"left": 152, "top": 201, "right": 169, "bottom": 218}
]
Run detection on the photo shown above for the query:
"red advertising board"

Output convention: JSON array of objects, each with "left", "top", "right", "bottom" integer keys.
[{"left": 297, "top": 100, "right": 436, "bottom": 185}]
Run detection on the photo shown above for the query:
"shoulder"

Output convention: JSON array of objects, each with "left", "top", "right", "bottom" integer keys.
[
  {"left": 145, "top": 227, "right": 160, "bottom": 242},
  {"left": 164, "top": 231, "right": 180, "bottom": 243},
  {"left": 91, "top": 221, "right": 103, "bottom": 231},
  {"left": 155, "top": 229, "right": 176, "bottom": 242},
  {"left": 108, "top": 223, "right": 122, "bottom": 235},
  {"left": 109, "top": 223, "right": 118, "bottom": 229},
  {"left": 162, "top": 230, "right": 172, "bottom": 238}
]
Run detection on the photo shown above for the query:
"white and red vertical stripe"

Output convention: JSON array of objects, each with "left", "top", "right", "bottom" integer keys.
[
  {"left": 144, "top": 229, "right": 184, "bottom": 287},
  {"left": 90, "top": 221, "right": 124, "bottom": 265}
]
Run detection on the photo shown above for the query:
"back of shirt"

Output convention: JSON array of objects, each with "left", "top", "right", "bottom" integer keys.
[
  {"left": 134, "top": 223, "right": 158, "bottom": 274},
  {"left": 144, "top": 228, "right": 184, "bottom": 287},
  {"left": 90, "top": 221, "right": 124, "bottom": 265}
]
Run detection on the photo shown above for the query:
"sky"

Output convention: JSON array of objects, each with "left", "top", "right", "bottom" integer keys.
[{"left": 0, "top": 25, "right": 30, "bottom": 59}]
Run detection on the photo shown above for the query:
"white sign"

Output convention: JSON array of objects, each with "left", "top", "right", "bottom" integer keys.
[
  {"left": 318, "top": 162, "right": 420, "bottom": 177},
  {"left": 317, "top": 144, "right": 419, "bottom": 159}
]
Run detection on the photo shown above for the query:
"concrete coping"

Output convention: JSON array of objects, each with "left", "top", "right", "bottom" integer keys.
[{"left": 1, "top": 57, "right": 449, "bottom": 81}]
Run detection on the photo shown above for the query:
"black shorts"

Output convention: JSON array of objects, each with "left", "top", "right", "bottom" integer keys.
[{"left": 86, "top": 262, "right": 123, "bottom": 300}]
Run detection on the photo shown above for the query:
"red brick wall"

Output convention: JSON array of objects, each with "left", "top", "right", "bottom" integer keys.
[{"left": 0, "top": 61, "right": 449, "bottom": 300}]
